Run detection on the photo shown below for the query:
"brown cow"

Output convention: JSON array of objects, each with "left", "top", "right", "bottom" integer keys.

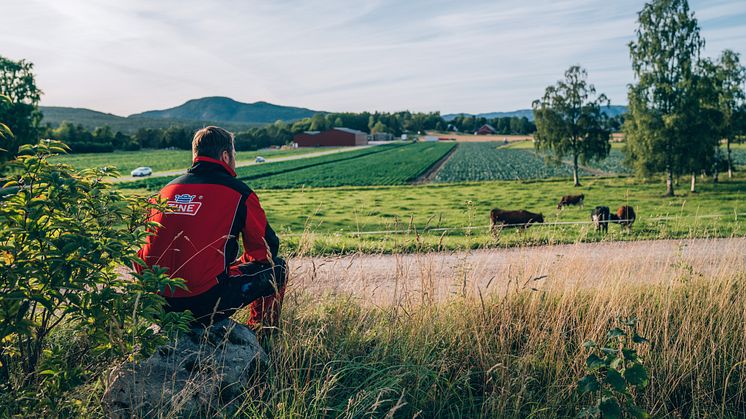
[
  {"left": 612, "top": 205, "right": 636, "bottom": 231},
  {"left": 557, "top": 194, "right": 585, "bottom": 209},
  {"left": 490, "top": 208, "right": 544, "bottom": 232}
]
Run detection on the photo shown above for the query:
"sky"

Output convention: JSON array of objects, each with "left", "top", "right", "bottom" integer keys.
[{"left": 2, "top": 0, "right": 745, "bottom": 116}]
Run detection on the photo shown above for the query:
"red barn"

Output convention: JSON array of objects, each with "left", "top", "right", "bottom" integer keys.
[
  {"left": 294, "top": 128, "right": 368, "bottom": 147},
  {"left": 476, "top": 124, "right": 497, "bottom": 135}
]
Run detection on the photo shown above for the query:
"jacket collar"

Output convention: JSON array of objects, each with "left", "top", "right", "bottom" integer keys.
[{"left": 190, "top": 156, "right": 237, "bottom": 177}]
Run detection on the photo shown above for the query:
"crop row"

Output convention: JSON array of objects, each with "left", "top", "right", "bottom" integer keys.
[
  {"left": 249, "top": 142, "right": 456, "bottom": 189},
  {"left": 434, "top": 142, "right": 592, "bottom": 182},
  {"left": 119, "top": 144, "right": 402, "bottom": 190}
]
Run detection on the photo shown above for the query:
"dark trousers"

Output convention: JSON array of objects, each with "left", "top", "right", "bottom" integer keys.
[{"left": 164, "top": 257, "right": 287, "bottom": 326}]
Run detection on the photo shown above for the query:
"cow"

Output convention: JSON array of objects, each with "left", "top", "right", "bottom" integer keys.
[
  {"left": 614, "top": 205, "right": 636, "bottom": 231},
  {"left": 490, "top": 208, "right": 544, "bottom": 233},
  {"left": 591, "top": 206, "right": 611, "bottom": 233},
  {"left": 557, "top": 194, "right": 585, "bottom": 209}
]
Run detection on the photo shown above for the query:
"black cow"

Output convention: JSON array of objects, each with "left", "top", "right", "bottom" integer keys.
[{"left": 591, "top": 206, "right": 611, "bottom": 233}]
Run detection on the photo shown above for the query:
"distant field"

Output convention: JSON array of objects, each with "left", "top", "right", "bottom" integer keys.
[
  {"left": 254, "top": 174, "right": 746, "bottom": 255},
  {"left": 118, "top": 144, "right": 405, "bottom": 190},
  {"left": 433, "top": 142, "right": 593, "bottom": 182},
  {"left": 249, "top": 142, "right": 455, "bottom": 188},
  {"left": 50, "top": 147, "right": 329, "bottom": 174},
  {"left": 426, "top": 132, "right": 532, "bottom": 142}
]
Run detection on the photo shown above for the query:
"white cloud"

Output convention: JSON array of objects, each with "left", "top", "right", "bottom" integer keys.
[{"left": 1, "top": 0, "right": 744, "bottom": 115}]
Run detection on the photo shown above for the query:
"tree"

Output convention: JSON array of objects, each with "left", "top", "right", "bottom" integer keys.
[
  {"left": 624, "top": 0, "right": 705, "bottom": 196},
  {"left": 0, "top": 56, "right": 42, "bottom": 161},
  {"left": 532, "top": 65, "right": 611, "bottom": 187},
  {"left": 683, "top": 58, "right": 722, "bottom": 192},
  {"left": 715, "top": 50, "right": 746, "bottom": 178}
]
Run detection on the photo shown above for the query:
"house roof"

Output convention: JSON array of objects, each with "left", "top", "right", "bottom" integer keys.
[{"left": 333, "top": 127, "right": 366, "bottom": 135}]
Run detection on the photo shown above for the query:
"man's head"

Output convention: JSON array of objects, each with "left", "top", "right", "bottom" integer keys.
[{"left": 192, "top": 126, "right": 236, "bottom": 169}]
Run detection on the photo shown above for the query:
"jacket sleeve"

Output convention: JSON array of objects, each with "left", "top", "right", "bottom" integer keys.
[{"left": 240, "top": 192, "right": 280, "bottom": 263}]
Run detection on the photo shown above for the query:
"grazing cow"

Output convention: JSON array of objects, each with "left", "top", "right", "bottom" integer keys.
[
  {"left": 614, "top": 205, "right": 636, "bottom": 230},
  {"left": 591, "top": 206, "right": 611, "bottom": 233},
  {"left": 557, "top": 194, "right": 585, "bottom": 209},
  {"left": 490, "top": 208, "right": 544, "bottom": 232}
]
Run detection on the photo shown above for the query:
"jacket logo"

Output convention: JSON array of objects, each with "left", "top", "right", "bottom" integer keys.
[{"left": 167, "top": 194, "right": 202, "bottom": 216}]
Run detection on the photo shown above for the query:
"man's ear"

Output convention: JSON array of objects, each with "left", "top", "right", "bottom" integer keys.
[{"left": 220, "top": 150, "right": 231, "bottom": 164}]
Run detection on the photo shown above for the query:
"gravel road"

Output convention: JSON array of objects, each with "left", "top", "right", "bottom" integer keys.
[{"left": 288, "top": 237, "right": 746, "bottom": 305}]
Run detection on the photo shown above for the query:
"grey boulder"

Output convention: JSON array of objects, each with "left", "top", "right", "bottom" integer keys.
[{"left": 102, "top": 319, "right": 267, "bottom": 417}]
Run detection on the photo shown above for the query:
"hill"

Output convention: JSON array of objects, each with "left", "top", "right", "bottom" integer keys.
[
  {"left": 443, "top": 105, "right": 627, "bottom": 122},
  {"left": 40, "top": 106, "right": 268, "bottom": 133},
  {"left": 130, "top": 97, "right": 319, "bottom": 124}
]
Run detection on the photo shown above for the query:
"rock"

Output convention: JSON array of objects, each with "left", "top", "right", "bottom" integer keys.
[{"left": 102, "top": 319, "right": 267, "bottom": 417}]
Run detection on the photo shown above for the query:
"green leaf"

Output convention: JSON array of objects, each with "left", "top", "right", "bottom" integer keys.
[
  {"left": 599, "top": 397, "right": 622, "bottom": 419},
  {"left": 606, "top": 369, "right": 627, "bottom": 392},
  {"left": 624, "top": 363, "right": 649, "bottom": 387},
  {"left": 622, "top": 348, "right": 638, "bottom": 362},
  {"left": 583, "top": 340, "right": 597, "bottom": 349},
  {"left": 632, "top": 333, "right": 648, "bottom": 344},
  {"left": 602, "top": 347, "right": 618, "bottom": 356},
  {"left": 607, "top": 327, "right": 625, "bottom": 339},
  {"left": 578, "top": 375, "right": 600, "bottom": 394},
  {"left": 626, "top": 400, "right": 650, "bottom": 419},
  {"left": 586, "top": 353, "right": 605, "bottom": 370}
]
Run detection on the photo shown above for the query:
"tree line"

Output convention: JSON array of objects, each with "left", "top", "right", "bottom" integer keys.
[
  {"left": 42, "top": 111, "right": 538, "bottom": 154},
  {"left": 532, "top": 0, "right": 746, "bottom": 194}
]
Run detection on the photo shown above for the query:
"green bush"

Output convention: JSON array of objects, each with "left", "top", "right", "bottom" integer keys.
[{"left": 0, "top": 140, "right": 191, "bottom": 415}]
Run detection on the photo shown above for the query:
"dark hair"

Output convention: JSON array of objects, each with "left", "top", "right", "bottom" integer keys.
[{"left": 192, "top": 126, "right": 234, "bottom": 160}]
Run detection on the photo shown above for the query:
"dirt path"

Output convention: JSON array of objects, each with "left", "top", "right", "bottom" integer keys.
[
  {"left": 413, "top": 143, "right": 459, "bottom": 183},
  {"left": 288, "top": 237, "right": 746, "bottom": 305},
  {"left": 113, "top": 145, "right": 375, "bottom": 183}
]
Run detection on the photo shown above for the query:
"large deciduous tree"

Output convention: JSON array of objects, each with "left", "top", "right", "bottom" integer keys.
[
  {"left": 624, "top": 0, "right": 709, "bottom": 196},
  {"left": 532, "top": 65, "right": 611, "bottom": 187},
  {"left": 0, "top": 55, "right": 42, "bottom": 161},
  {"left": 715, "top": 50, "right": 746, "bottom": 178}
]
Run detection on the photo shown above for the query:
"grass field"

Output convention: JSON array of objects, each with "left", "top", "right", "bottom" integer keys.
[
  {"left": 231, "top": 249, "right": 746, "bottom": 417},
  {"left": 255, "top": 174, "right": 745, "bottom": 254},
  {"left": 49, "top": 147, "right": 330, "bottom": 174}
]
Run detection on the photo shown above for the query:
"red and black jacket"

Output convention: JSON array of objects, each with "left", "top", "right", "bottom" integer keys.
[{"left": 137, "top": 157, "right": 279, "bottom": 298}]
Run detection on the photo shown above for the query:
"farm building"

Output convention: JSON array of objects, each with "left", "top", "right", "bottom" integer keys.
[
  {"left": 476, "top": 124, "right": 497, "bottom": 135},
  {"left": 294, "top": 127, "right": 368, "bottom": 147},
  {"left": 368, "top": 132, "right": 394, "bottom": 141}
]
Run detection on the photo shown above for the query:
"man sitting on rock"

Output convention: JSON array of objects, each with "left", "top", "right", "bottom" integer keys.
[{"left": 136, "top": 126, "right": 286, "bottom": 330}]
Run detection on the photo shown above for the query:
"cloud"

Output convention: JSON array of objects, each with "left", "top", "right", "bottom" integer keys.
[{"left": 1, "top": 0, "right": 744, "bottom": 115}]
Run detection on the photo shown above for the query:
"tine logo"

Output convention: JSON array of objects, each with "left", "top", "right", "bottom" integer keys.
[{"left": 167, "top": 194, "right": 202, "bottom": 216}]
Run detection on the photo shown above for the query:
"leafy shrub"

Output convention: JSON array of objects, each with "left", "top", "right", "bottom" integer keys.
[
  {"left": 577, "top": 317, "right": 650, "bottom": 418},
  {"left": 0, "top": 140, "right": 192, "bottom": 415}
]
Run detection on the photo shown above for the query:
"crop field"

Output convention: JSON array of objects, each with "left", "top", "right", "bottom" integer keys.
[
  {"left": 49, "top": 147, "right": 326, "bottom": 174},
  {"left": 433, "top": 142, "right": 593, "bottom": 182},
  {"left": 249, "top": 142, "right": 455, "bottom": 188},
  {"left": 118, "top": 142, "right": 453, "bottom": 190},
  {"left": 118, "top": 144, "right": 402, "bottom": 190}
]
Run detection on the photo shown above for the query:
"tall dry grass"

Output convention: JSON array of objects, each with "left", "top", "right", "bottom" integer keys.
[{"left": 215, "top": 238, "right": 746, "bottom": 417}]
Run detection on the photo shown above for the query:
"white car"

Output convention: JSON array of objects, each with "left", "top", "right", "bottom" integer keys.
[
  {"left": 255, "top": 156, "right": 266, "bottom": 163},
  {"left": 131, "top": 166, "right": 153, "bottom": 177}
]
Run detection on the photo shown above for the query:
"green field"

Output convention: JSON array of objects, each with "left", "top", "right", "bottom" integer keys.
[
  {"left": 434, "top": 142, "right": 593, "bottom": 182},
  {"left": 118, "top": 142, "right": 454, "bottom": 190},
  {"left": 49, "top": 147, "right": 332, "bottom": 174},
  {"left": 249, "top": 142, "right": 454, "bottom": 188},
  {"left": 255, "top": 175, "right": 745, "bottom": 255}
]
